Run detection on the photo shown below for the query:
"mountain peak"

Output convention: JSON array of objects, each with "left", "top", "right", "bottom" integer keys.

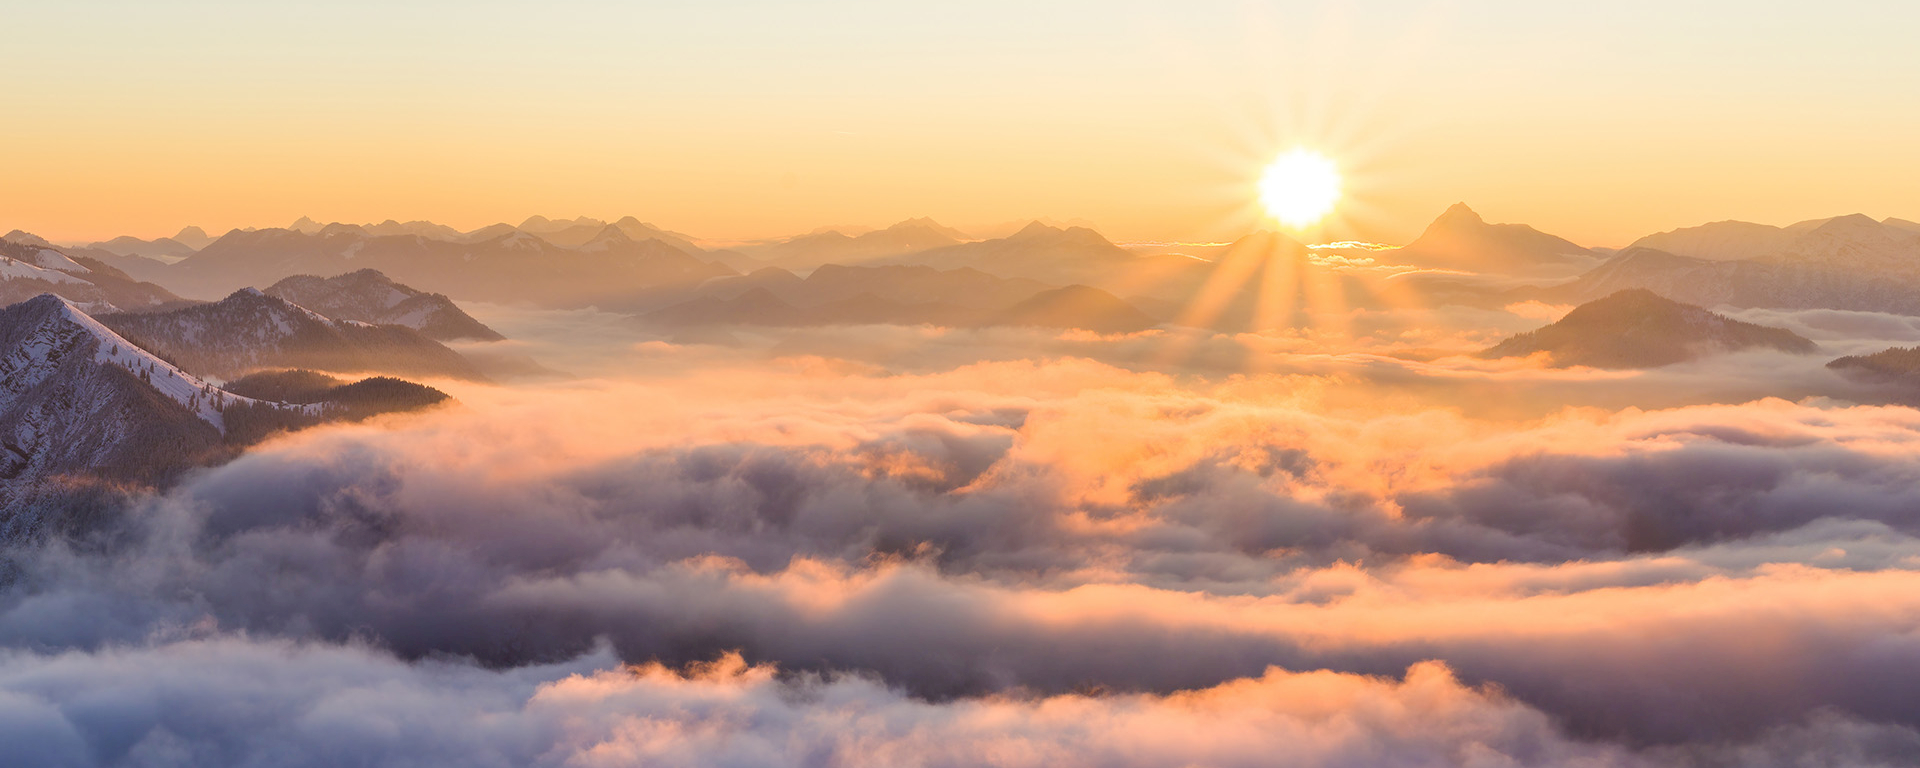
[
  {"left": 3, "top": 230, "right": 53, "bottom": 247},
  {"left": 1010, "top": 221, "right": 1064, "bottom": 240},
  {"left": 579, "top": 224, "right": 638, "bottom": 252},
  {"left": 1808, "top": 213, "right": 1886, "bottom": 234},
  {"left": 1437, "top": 203, "right": 1484, "bottom": 225}
]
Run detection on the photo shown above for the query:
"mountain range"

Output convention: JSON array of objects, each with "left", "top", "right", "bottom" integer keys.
[
  {"left": 156, "top": 226, "right": 734, "bottom": 307},
  {"left": 1540, "top": 215, "right": 1920, "bottom": 314},
  {"left": 729, "top": 218, "right": 972, "bottom": 272},
  {"left": 645, "top": 282, "right": 1156, "bottom": 333},
  {"left": 22, "top": 204, "right": 1920, "bottom": 326}
]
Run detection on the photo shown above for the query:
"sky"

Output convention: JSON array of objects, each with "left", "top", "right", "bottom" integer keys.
[{"left": 6, "top": 0, "right": 1920, "bottom": 246}]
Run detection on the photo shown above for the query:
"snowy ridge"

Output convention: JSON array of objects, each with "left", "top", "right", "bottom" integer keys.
[
  {"left": 44, "top": 295, "right": 321, "bottom": 431},
  {"left": 0, "top": 254, "right": 88, "bottom": 285},
  {"left": 30, "top": 248, "right": 89, "bottom": 274}
]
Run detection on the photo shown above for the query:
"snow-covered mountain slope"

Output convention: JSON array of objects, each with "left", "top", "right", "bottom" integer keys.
[
  {"left": 0, "top": 236, "right": 184, "bottom": 311},
  {"left": 0, "top": 295, "right": 290, "bottom": 524},
  {"left": 265, "top": 269, "right": 505, "bottom": 341},
  {"left": 0, "top": 294, "right": 317, "bottom": 432},
  {"left": 99, "top": 288, "right": 484, "bottom": 381}
]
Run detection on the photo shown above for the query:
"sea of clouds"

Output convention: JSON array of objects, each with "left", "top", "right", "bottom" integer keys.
[{"left": 8, "top": 306, "right": 1920, "bottom": 766}]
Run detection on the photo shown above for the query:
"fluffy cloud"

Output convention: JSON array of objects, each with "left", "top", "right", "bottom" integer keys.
[{"left": 6, "top": 637, "right": 1916, "bottom": 768}]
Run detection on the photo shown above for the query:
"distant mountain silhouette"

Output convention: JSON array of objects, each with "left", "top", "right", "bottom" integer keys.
[
  {"left": 886, "top": 221, "right": 1191, "bottom": 291},
  {"left": 1631, "top": 214, "right": 1920, "bottom": 265},
  {"left": 692, "top": 263, "right": 1051, "bottom": 310},
  {"left": 1481, "top": 289, "right": 1815, "bottom": 368},
  {"left": 1628, "top": 220, "right": 1801, "bottom": 262},
  {"left": 160, "top": 227, "right": 734, "bottom": 307},
  {"left": 738, "top": 219, "right": 972, "bottom": 271},
  {"left": 266, "top": 269, "right": 504, "bottom": 341},
  {"left": 99, "top": 288, "right": 484, "bottom": 380},
  {"left": 1390, "top": 204, "right": 1597, "bottom": 277},
  {"left": 88, "top": 235, "right": 197, "bottom": 261},
  {"left": 172, "top": 226, "right": 215, "bottom": 250},
  {"left": 1543, "top": 214, "right": 1920, "bottom": 313},
  {"left": 643, "top": 276, "right": 1153, "bottom": 332},
  {"left": 992, "top": 285, "right": 1157, "bottom": 332}
]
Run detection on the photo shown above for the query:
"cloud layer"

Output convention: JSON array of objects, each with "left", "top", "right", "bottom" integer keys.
[{"left": 10, "top": 318, "right": 1920, "bottom": 764}]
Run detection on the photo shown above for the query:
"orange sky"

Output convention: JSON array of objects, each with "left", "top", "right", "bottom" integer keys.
[{"left": 6, "top": 1, "right": 1919, "bottom": 247}]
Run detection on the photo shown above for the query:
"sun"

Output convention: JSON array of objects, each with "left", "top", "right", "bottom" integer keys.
[{"left": 1258, "top": 149, "right": 1342, "bottom": 228}]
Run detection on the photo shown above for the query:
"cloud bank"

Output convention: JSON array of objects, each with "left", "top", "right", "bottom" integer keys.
[{"left": 10, "top": 318, "right": 1920, "bottom": 764}]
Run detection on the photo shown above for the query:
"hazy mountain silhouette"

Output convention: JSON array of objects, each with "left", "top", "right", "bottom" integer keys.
[
  {"left": 99, "top": 288, "right": 484, "bottom": 380},
  {"left": 1481, "top": 289, "right": 1815, "bottom": 368},
  {"left": 692, "top": 263, "right": 1051, "bottom": 310},
  {"left": 1390, "top": 204, "right": 1597, "bottom": 277},
  {"left": 160, "top": 227, "right": 735, "bottom": 307},
  {"left": 739, "top": 219, "right": 972, "bottom": 271},
  {"left": 266, "top": 269, "right": 504, "bottom": 341},
  {"left": 1545, "top": 215, "right": 1920, "bottom": 313},
  {"left": 643, "top": 277, "right": 1153, "bottom": 332},
  {"left": 991, "top": 285, "right": 1157, "bottom": 332},
  {"left": 88, "top": 235, "right": 197, "bottom": 261},
  {"left": 172, "top": 226, "right": 215, "bottom": 250},
  {"left": 1632, "top": 214, "right": 1920, "bottom": 264},
  {"left": 904, "top": 221, "right": 1129, "bottom": 275}
]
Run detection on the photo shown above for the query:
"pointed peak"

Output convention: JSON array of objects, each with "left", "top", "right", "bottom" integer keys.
[
  {"left": 591, "top": 223, "right": 633, "bottom": 240},
  {"left": 1437, "top": 203, "right": 1484, "bottom": 225},
  {"left": 1010, "top": 220, "right": 1063, "bottom": 239}
]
